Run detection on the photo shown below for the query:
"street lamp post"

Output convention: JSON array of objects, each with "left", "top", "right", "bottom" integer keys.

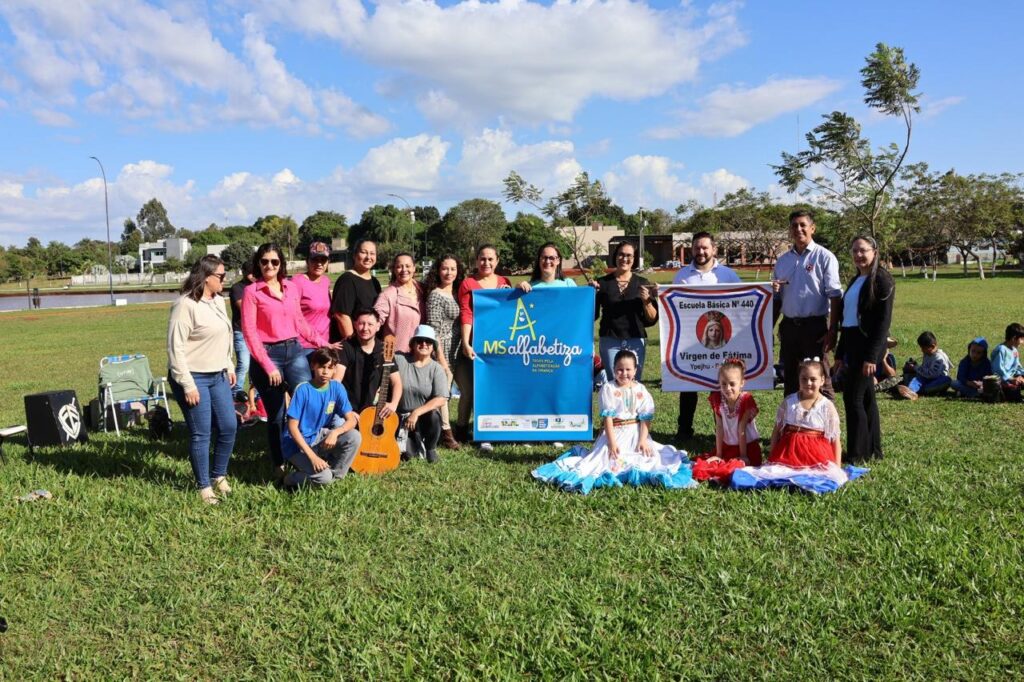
[
  {"left": 89, "top": 156, "right": 115, "bottom": 305},
  {"left": 386, "top": 192, "right": 421, "bottom": 261},
  {"left": 638, "top": 207, "right": 646, "bottom": 270}
]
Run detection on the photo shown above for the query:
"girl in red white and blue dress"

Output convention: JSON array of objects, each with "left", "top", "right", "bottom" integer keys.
[
  {"left": 692, "top": 358, "right": 762, "bottom": 484},
  {"left": 768, "top": 358, "right": 842, "bottom": 467}
]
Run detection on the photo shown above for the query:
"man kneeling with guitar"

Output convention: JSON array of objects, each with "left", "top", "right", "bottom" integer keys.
[{"left": 281, "top": 347, "right": 362, "bottom": 488}]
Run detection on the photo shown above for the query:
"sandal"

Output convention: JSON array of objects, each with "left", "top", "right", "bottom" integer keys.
[
  {"left": 199, "top": 487, "right": 220, "bottom": 505},
  {"left": 213, "top": 476, "right": 232, "bottom": 496}
]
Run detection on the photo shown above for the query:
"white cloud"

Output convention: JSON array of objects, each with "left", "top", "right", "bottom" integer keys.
[
  {"left": 32, "top": 108, "right": 74, "bottom": 127},
  {"left": 457, "top": 128, "right": 581, "bottom": 194},
  {"left": 920, "top": 95, "right": 964, "bottom": 120},
  {"left": 260, "top": 0, "right": 746, "bottom": 122},
  {"left": 354, "top": 134, "right": 450, "bottom": 191},
  {"left": 603, "top": 155, "right": 749, "bottom": 210},
  {"left": 649, "top": 77, "right": 842, "bottom": 139},
  {"left": 0, "top": 1, "right": 389, "bottom": 137}
]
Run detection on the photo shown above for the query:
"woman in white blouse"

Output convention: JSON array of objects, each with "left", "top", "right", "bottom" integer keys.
[{"left": 167, "top": 255, "right": 237, "bottom": 504}]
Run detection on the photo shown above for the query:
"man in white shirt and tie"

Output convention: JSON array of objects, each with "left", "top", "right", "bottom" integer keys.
[{"left": 673, "top": 231, "right": 741, "bottom": 443}]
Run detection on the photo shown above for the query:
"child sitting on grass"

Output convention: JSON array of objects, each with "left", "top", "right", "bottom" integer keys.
[
  {"left": 768, "top": 358, "right": 842, "bottom": 467},
  {"left": 991, "top": 323, "right": 1024, "bottom": 402},
  {"left": 952, "top": 337, "right": 991, "bottom": 399},
  {"left": 281, "top": 348, "right": 362, "bottom": 489},
  {"left": 692, "top": 358, "right": 761, "bottom": 484},
  {"left": 896, "top": 331, "right": 952, "bottom": 400}
]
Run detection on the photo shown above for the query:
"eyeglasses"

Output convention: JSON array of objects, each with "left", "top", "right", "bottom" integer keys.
[
  {"left": 617, "top": 253, "right": 634, "bottom": 259},
  {"left": 260, "top": 258, "right": 280, "bottom": 267},
  {"left": 539, "top": 255, "right": 560, "bottom": 262},
  {"left": 209, "top": 272, "right": 226, "bottom": 281}
]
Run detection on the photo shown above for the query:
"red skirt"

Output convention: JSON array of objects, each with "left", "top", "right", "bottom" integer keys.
[
  {"left": 768, "top": 431, "right": 834, "bottom": 467},
  {"left": 693, "top": 442, "right": 762, "bottom": 484}
]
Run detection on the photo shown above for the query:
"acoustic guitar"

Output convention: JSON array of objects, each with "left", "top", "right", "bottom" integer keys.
[{"left": 351, "top": 335, "right": 401, "bottom": 475}]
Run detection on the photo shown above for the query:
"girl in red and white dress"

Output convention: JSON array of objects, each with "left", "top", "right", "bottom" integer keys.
[
  {"left": 768, "top": 358, "right": 842, "bottom": 467},
  {"left": 693, "top": 359, "right": 762, "bottom": 484}
]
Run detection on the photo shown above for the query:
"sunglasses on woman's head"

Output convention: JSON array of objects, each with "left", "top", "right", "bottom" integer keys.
[{"left": 260, "top": 258, "right": 280, "bottom": 267}]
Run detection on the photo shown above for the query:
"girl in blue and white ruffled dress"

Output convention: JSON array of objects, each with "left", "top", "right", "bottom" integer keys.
[{"left": 532, "top": 350, "right": 694, "bottom": 494}]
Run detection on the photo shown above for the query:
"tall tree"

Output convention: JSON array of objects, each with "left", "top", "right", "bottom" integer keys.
[
  {"left": 136, "top": 198, "right": 176, "bottom": 241},
  {"left": 297, "top": 210, "right": 348, "bottom": 256},
  {"left": 349, "top": 205, "right": 417, "bottom": 266},
  {"left": 773, "top": 43, "right": 921, "bottom": 242},
  {"left": 254, "top": 215, "right": 300, "bottom": 259},
  {"left": 438, "top": 199, "right": 507, "bottom": 265},
  {"left": 221, "top": 242, "right": 255, "bottom": 273},
  {"left": 502, "top": 212, "right": 566, "bottom": 271}
]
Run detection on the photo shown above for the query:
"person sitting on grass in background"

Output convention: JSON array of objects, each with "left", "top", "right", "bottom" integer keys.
[
  {"left": 896, "top": 331, "right": 952, "bottom": 400},
  {"left": 768, "top": 358, "right": 842, "bottom": 467},
  {"left": 281, "top": 348, "right": 362, "bottom": 489},
  {"left": 991, "top": 323, "right": 1024, "bottom": 402},
  {"left": 692, "top": 358, "right": 761, "bottom": 485},
  {"left": 952, "top": 337, "right": 991, "bottom": 399}
]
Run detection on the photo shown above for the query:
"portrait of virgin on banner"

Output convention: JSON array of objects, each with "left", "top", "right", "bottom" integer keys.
[{"left": 658, "top": 283, "right": 774, "bottom": 391}]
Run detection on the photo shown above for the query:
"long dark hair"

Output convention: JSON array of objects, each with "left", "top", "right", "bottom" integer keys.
[
  {"left": 424, "top": 254, "right": 465, "bottom": 300},
  {"left": 530, "top": 242, "right": 566, "bottom": 283},
  {"left": 387, "top": 252, "right": 416, "bottom": 286},
  {"left": 850, "top": 234, "right": 889, "bottom": 308},
  {"left": 180, "top": 255, "right": 224, "bottom": 301},
  {"left": 251, "top": 243, "right": 287, "bottom": 282}
]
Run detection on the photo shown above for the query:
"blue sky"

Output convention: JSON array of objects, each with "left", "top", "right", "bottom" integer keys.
[{"left": 0, "top": 0, "right": 1021, "bottom": 246}]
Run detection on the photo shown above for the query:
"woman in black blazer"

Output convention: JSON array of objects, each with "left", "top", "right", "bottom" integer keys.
[{"left": 835, "top": 235, "right": 895, "bottom": 462}]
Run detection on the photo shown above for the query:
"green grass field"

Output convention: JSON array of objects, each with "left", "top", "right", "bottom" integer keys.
[{"left": 1, "top": 275, "right": 1022, "bottom": 678}]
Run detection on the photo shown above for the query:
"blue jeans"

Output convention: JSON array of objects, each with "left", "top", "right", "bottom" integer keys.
[
  {"left": 908, "top": 375, "right": 951, "bottom": 395},
  {"left": 951, "top": 379, "right": 981, "bottom": 398},
  {"left": 233, "top": 330, "right": 250, "bottom": 393},
  {"left": 170, "top": 371, "right": 238, "bottom": 489},
  {"left": 248, "top": 339, "right": 312, "bottom": 467},
  {"left": 598, "top": 337, "right": 647, "bottom": 385}
]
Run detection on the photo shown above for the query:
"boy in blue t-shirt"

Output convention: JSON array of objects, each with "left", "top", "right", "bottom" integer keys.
[{"left": 282, "top": 348, "right": 362, "bottom": 488}]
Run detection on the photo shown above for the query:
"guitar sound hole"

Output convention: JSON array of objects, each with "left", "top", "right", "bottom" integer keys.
[{"left": 372, "top": 424, "right": 384, "bottom": 437}]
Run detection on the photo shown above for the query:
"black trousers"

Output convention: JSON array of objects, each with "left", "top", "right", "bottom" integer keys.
[
  {"left": 779, "top": 316, "right": 834, "bottom": 399},
  {"left": 409, "top": 409, "right": 442, "bottom": 452},
  {"left": 677, "top": 392, "right": 698, "bottom": 436},
  {"left": 840, "top": 327, "right": 882, "bottom": 462}
]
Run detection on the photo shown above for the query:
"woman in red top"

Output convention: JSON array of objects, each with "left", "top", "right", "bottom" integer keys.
[
  {"left": 454, "top": 244, "right": 511, "bottom": 443},
  {"left": 241, "top": 243, "right": 339, "bottom": 478}
]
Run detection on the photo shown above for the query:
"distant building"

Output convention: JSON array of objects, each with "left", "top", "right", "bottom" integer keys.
[
  {"left": 609, "top": 234, "right": 674, "bottom": 268},
  {"left": 139, "top": 237, "right": 190, "bottom": 273},
  {"left": 672, "top": 231, "right": 789, "bottom": 266},
  {"left": 205, "top": 244, "right": 229, "bottom": 258},
  {"left": 560, "top": 223, "right": 625, "bottom": 268},
  {"left": 329, "top": 237, "right": 348, "bottom": 273}
]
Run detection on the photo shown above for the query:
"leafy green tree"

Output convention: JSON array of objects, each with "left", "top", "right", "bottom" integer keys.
[
  {"left": 502, "top": 212, "right": 566, "bottom": 271},
  {"left": 255, "top": 215, "right": 299, "bottom": 258},
  {"left": 136, "top": 198, "right": 176, "bottom": 241},
  {"left": 774, "top": 43, "right": 921, "bottom": 242},
  {"left": 221, "top": 242, "right": 255, "bottom": 273},
  {"left": 298, "top": 211, "right": 348, "bottom": 256},
  {"left": 222, "top": 225, "right": 265, "bottom": 248},
  {"left": 438, "top": 199, "right": 507, "bottom": 265},
  {"left": 183, "top": 246, "right": 207, "bottom": 267},
  {"left": 349, "top": 204, "right": 417, "bottom": 266},
  {"left": 187, "top": 225, "right": 229, "bottom": 248},
  {"left": 44, "top": 240, "right": 80, "bottom": 277}
]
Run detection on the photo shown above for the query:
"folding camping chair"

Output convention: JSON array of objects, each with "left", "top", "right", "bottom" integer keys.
[{"left": 99, "top": 354, "right": 170, "bottom": 436}]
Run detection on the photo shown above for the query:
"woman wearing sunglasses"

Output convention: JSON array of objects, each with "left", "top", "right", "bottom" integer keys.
[
  {"left": 395, "top": 325, "right": 451, "bottom": 463},
  {"left": 167, "top": 255, "right": 237, "bottom": 504},
  {"left": 242, "top": 243, "right": 339, "bottom": 480}
]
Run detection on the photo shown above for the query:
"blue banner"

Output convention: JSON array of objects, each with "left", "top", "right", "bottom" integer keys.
[{"left": 472, "top": 287, "right": 595, "bottom": 442}]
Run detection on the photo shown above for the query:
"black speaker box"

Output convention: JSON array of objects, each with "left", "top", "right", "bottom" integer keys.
[{"left": 24, "top": 390, "right": 89, "bottom": 447}]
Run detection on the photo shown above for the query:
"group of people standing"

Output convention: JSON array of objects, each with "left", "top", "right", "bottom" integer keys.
[{"left": 166, "top": 208, "right": 902, "bottom": 502}]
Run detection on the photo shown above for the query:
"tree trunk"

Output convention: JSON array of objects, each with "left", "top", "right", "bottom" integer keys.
[
  {"left": 976, "top": 253, "right": 985, "bottom": 280},
  {"left": 991, "top": 238, "right": 998, "bottom": 277}
]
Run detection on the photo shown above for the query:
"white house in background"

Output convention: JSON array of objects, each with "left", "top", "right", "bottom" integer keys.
[
  {"left": 205, "top": 244, "right": 229, "bottom": 258},
  {"left": 138, "top": 237, "right": 190, "bottom": 273}
]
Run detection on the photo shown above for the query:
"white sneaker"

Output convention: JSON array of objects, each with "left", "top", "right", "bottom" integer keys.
[
  {"left": 553, "top": 442, "right": 565, "bottom": 449},
  {"left": 478, "top": 442, "right": 494, "bottom": 452}
]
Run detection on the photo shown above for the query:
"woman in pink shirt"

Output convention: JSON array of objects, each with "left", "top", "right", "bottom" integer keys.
[
  {"left": 454, "top": 244, "right": 511, "bottom": 445},
  {"left": 373, "top": 252, "right": 425, "bottom": 353},
  {"left": 242, "top": 243, "right": 338, "bottom": 478},
  {"left": 291, "top": 241, "right": 333, "bottom": 358}
]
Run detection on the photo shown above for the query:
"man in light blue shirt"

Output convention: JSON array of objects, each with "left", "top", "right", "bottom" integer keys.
[
  {"left": 772, "top": 210, "right": 843, "bottom": 398},
  {"left": 673, "top": 232, "right": 741, "bottom": 442}
]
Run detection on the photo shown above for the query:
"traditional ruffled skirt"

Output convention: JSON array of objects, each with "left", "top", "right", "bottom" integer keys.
[{"left": 531, "top": 427, "right": 694, "bottom": 495}]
